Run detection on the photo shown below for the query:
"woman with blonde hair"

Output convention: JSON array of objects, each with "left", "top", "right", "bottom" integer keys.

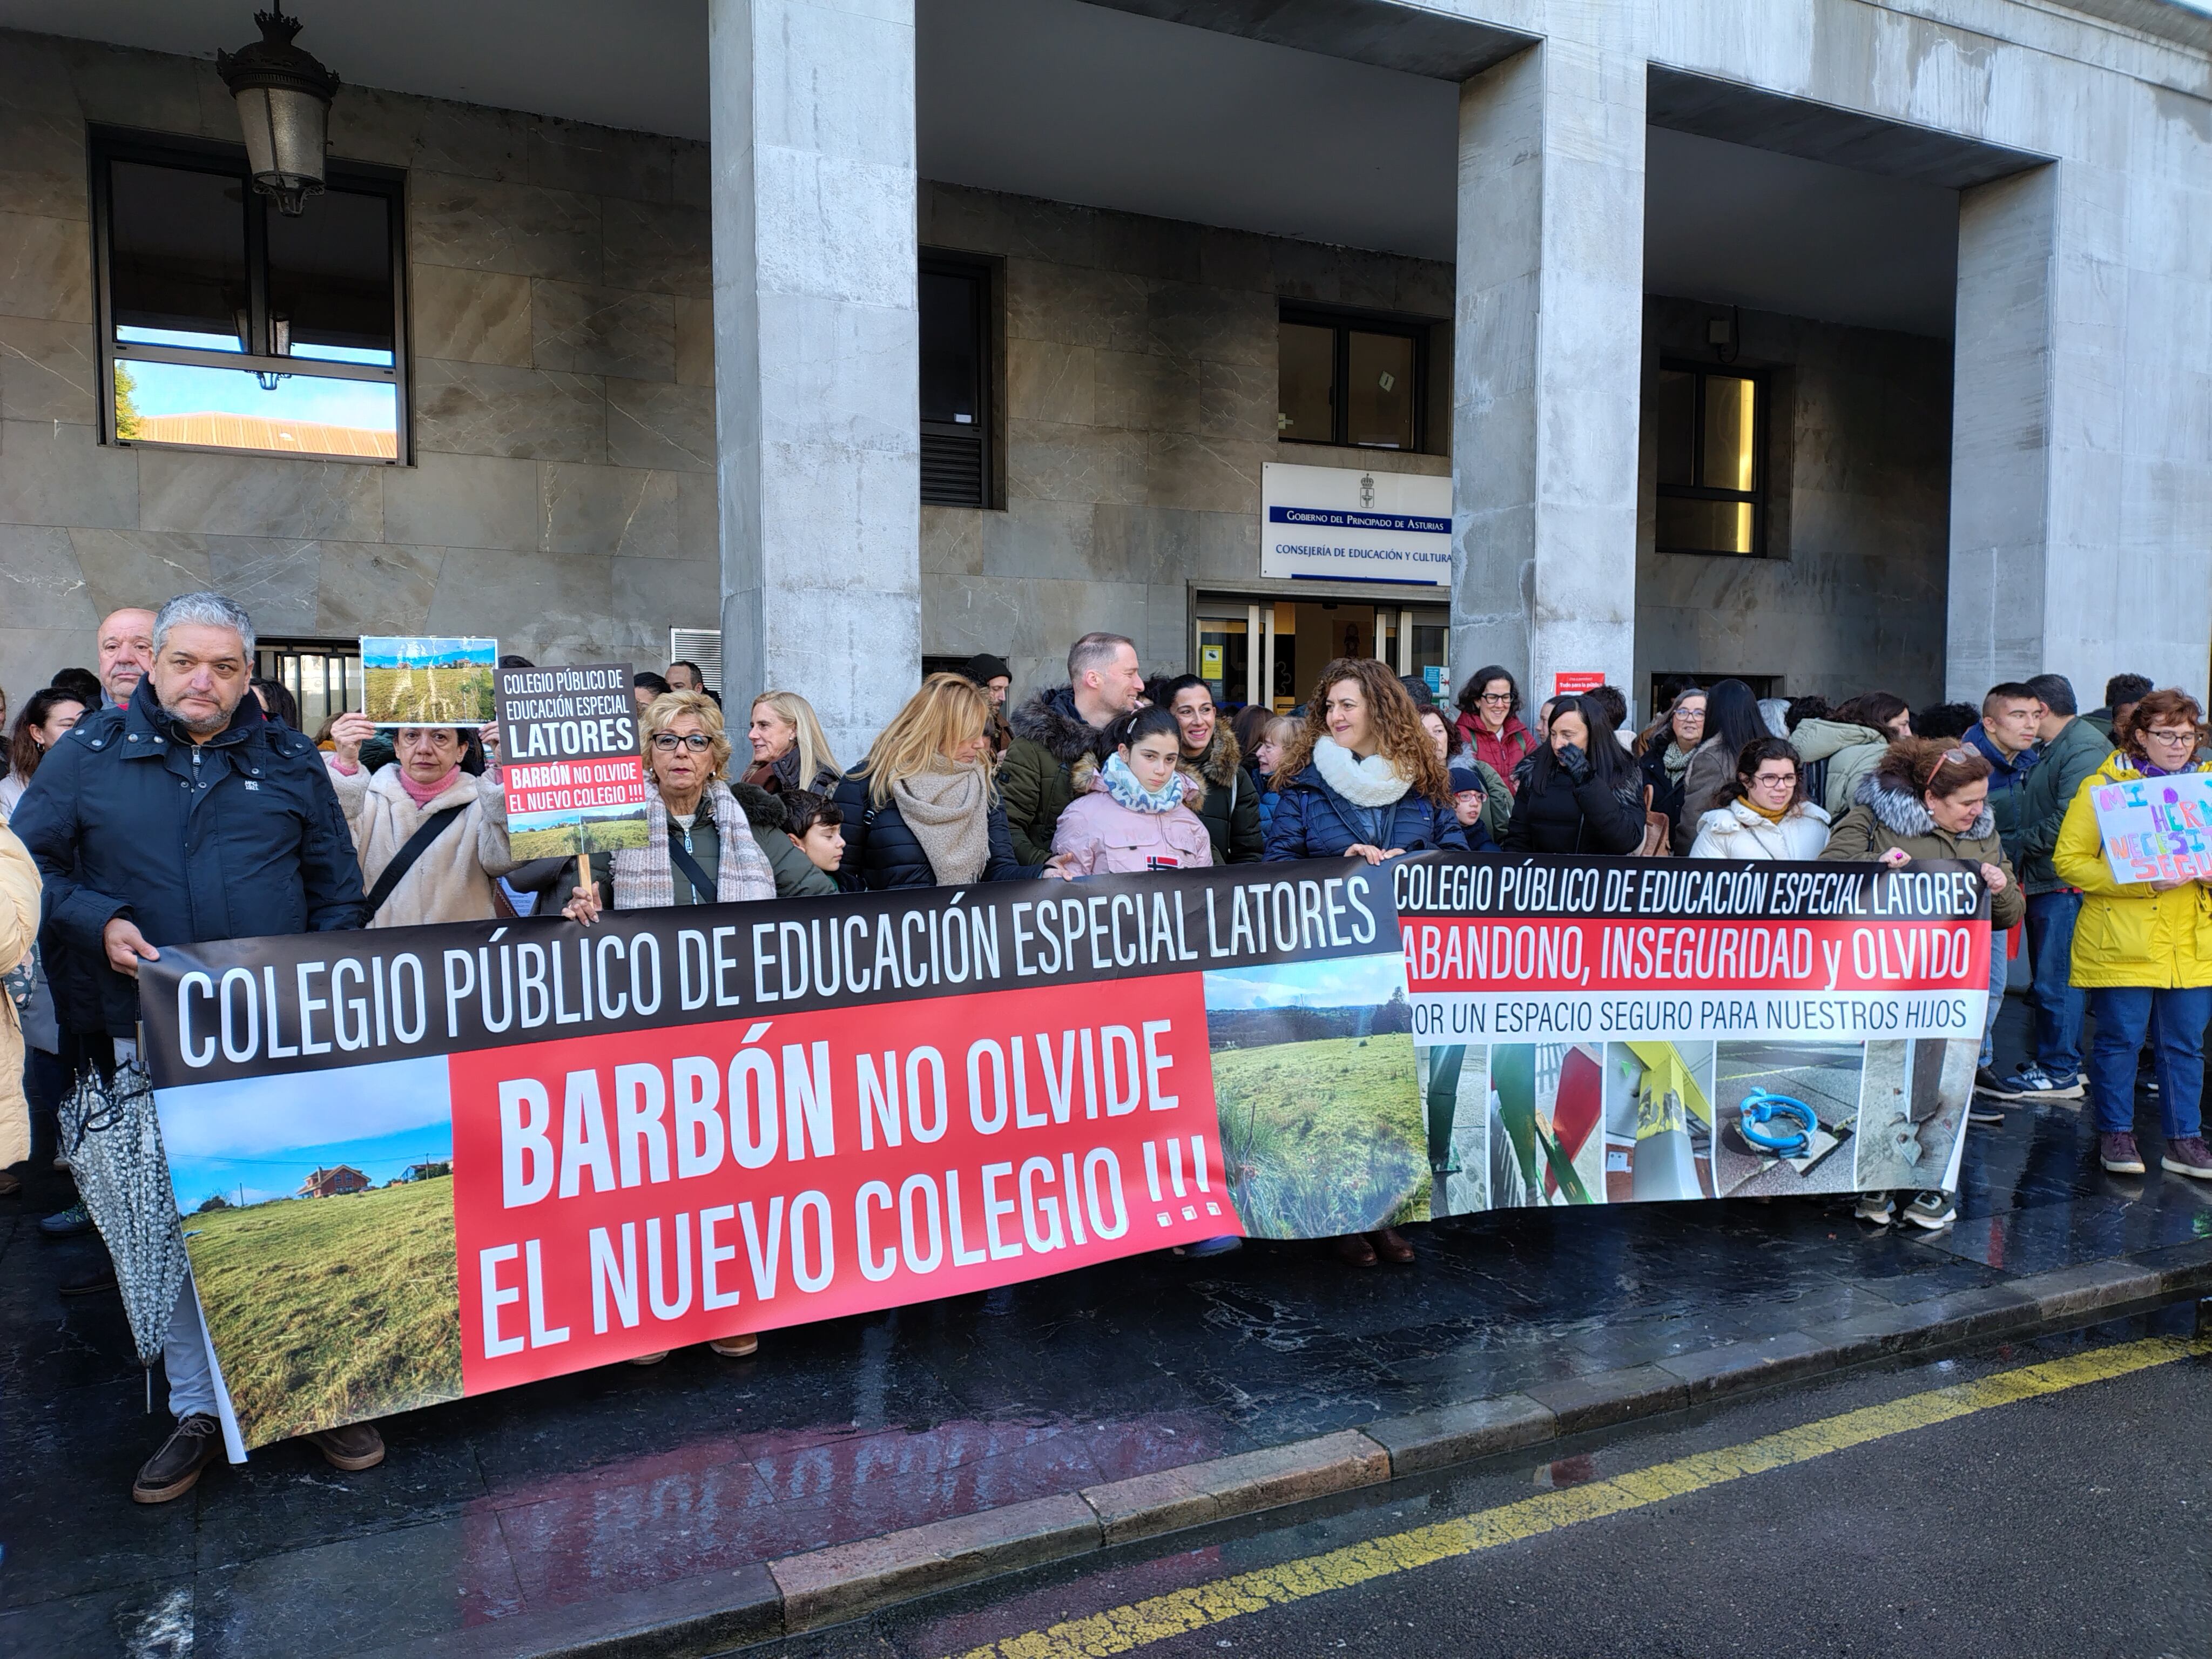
[
  {"left": 831, "top": 673, "right": 1054, "bottom": 888},
  {"left": 744, "top": 689, "right": 839, "bottom": 796},
  {"left": 562, "top": 688, "right": 774, "bottom": 1365},
  {"left": 563, "top": 690, "right": 776, "bottom": 921}
]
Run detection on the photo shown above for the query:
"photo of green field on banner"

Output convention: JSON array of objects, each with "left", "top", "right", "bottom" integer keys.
[
  {"left": 1205, "top": 955, "right": 1428, "bottom": 1237},
  {"left": 361, "top": 635, "right": 497, "bottom": 726},
  {"left": 503, "top": 801, "right": 650, "bottom": 862}
]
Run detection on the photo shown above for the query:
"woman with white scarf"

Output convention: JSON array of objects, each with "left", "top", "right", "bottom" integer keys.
[
  {"left": 1263, "top": 657, "right": 1476, "bottom": 866},
  {"left": 561, "top": 688, "right": 775, "bottom": 1366},
  {"left": 831, "top": 673, "right": 1057, "bottom": 889}
]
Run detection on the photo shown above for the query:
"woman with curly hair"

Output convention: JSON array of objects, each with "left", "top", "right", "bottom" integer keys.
[
  {"left": 2055, "top": 689, "right": 2212, "bottom": 1180},
  {"left": 1264, "top": 657, "right": 1478, "bottom": 866}
]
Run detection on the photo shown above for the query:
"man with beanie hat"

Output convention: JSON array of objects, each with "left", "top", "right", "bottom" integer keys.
[{"left": 963, "top": 653, "right": 1014, "bottom": 756}]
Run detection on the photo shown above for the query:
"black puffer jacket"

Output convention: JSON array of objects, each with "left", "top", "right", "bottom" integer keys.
[
  {"left": 1500, "top": 759, "right": 1648, "bottom": 855},
  {"left": 1186, "top": 725, "right": 1264, "bottom": 864},
  {"left": 731, "top": 781, "right": 837, "bottom": 898},
  {"left": 830, "top": 773, "right": 1038, "bottom": 889}
]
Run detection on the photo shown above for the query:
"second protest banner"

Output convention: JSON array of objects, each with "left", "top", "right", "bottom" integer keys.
[{"left": 1397, "top": 854, "right": 1992, "bottom": 1212}]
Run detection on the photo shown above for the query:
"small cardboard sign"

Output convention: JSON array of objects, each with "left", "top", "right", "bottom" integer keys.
[
  {"left": 495, "top": 662, "right": 649, "bottom": 861},
  {"left": 360, "top": 636, "right": 498, "bottom": 727},
  {"left": 2090, "top": 771, "right": 2212, "bottom": 886}
]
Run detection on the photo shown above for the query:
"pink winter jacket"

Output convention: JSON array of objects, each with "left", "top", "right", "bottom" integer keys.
[{"left": 1050, "top": 766, "right": 1214, "bottom": 875}]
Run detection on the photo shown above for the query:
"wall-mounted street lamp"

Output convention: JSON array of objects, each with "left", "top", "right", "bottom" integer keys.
[{"left": 217, "top": 9, "right": 341, "bottom": 217}]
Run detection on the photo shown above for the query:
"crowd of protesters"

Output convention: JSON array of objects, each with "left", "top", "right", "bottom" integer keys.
[{"left": 0, "top": 589, "right": 2197, "bottom": 1504}]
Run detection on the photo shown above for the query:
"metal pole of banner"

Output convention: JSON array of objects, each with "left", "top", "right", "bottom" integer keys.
[{"left": 1626, "top": 1041, "right": 1712, "bottom": 1202}]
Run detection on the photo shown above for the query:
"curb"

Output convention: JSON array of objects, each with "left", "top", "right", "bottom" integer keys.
[{"left": 380, "top": 1241, "right": 2212, "bottom": 1657}]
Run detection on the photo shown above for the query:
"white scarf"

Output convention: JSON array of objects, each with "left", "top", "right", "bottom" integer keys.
[{"left": 1310, "top": 737, "right": 1411, "bottom": 807}]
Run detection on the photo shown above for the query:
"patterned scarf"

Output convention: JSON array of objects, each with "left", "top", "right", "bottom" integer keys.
[
  {"left": 1101, "top": 753, "right": 1191, "bottom": 814},
  {"left": 611, "top": 780, "right": 775, "bottom": 908}
]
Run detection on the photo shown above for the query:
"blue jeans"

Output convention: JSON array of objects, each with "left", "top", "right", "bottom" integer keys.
[
  {"left": 1979, "top": 930, "right": 2008, "bottom": 1068},
  {"left": 2024, "top": 891, "right": 2087, "bottom": 1078},
  {"left": 2087, "top": 986, "right": 2212, "bottom": 1138}
]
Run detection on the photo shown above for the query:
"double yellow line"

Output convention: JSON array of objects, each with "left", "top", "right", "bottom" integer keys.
[{"left": 954, "top": 1335, "right": 2205, "bottom": 1659}]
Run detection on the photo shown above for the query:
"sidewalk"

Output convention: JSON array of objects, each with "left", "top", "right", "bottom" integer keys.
[{"left": 6, "top": 1002, "right": 2211, "bottom": 1658}]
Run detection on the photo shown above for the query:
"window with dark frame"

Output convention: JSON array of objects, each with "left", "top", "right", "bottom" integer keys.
[
  {"left": 1277, "top": 307, "right": 1426, "bottom": 451},
  {"left": 1654, "top": 362, "right": 1764, "bottom": 557},
  {"left": 92, "top": 128, "right": 407, "bottom": 463},
  {"left": 919, "top": 252, "right": 993, "bottom": 508}
]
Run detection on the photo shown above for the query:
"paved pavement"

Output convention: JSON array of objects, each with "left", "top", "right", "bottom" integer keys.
[
  {"left": 5, "top": 1000, "right": 2212, "bottom": 1657},
  {"left": 849, "top": 1312, "right": 2212, "bottom": 1659}
]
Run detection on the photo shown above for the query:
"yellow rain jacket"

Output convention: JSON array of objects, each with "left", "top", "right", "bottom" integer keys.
[{"left": 2053, "top": 752, "right": 2212, "bottom": 989}]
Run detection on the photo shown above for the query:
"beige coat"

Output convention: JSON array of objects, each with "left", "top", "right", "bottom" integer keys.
[
  {"left": 329, "top": 761, "right": 516, "bottom": 928},
  {"left": 0, "top": 822, "right": 37, "bottom": 1168}
]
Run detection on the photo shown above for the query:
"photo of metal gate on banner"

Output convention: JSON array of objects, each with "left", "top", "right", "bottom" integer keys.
[{"left": 133, "top": 854, "right": 1989, "bottom": 1454}]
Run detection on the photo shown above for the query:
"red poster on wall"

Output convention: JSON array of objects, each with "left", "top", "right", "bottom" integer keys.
[{"left": 1553, "top": 671, "right": 1606, "bottom": 697}]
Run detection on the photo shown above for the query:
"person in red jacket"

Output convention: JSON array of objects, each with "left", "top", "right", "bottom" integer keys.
[{"left": 1454, "top": 665, "right": 1534, "bottom": 792}]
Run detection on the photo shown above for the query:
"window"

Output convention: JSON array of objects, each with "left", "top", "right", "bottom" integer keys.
[
  {"left": 1277, "top": 308, "right": 1426, "bottom": 451},
  {"left": 93, "top": 129, "right": 406, "bottom": 463},
  {"left": 920, "top": 252, "right": 994, "bottom": 507},
  {"left": 1654, "top": 363, "right": 1763, "bottom": 556},
  {"left": 256, "top": 640, "right": 362, "bottom": 737}
]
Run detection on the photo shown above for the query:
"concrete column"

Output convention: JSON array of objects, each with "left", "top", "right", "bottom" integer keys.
[
  {"left": 1451, "top": 36, "right": 1645, "bottom": 709},
  {"left": 1946, "top": 166, "right": 2058, "bottom": 700},
  {"left": 1949, "top": 159, "right": 2208, "bottom": 702},
  {"left": 708, "top": 0, "right": 920, "bottom": 766}
]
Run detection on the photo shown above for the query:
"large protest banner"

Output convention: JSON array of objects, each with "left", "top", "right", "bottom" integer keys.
[
  {"left": 138, "top": 862, "right": 1423, "bottom": 1451},
  {"left": 1395, "top": 855, "right": 1993, "bottom": 1213}
]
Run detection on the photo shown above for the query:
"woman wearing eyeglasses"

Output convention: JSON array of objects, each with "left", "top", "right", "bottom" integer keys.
[
  {"left": 561, "top": 689, "right": 775, "bottom": 1366},
  {"left": 562, "top": 690, "right": 777, "bottom": 925},
  {"left": 1453, "top": 666, "right": 1534, "bottom": 793},
  {"left": 1823, "top": 737, "right": 2024, "bottom": 1230},
  {"left": 1685, "top": 736, "right": 1830, "bottom": 860},
  {"left": 2054, "top": 689, "right": 2212, "bottom": 1181}
]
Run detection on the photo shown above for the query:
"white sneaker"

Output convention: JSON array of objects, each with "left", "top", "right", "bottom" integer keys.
[
  {"left": 1854, "top": 1193, "right": 1894, "bottom": 1226},
  {"left": 1903, "top": 1191, "right": 1957, "bottom": 1230}
]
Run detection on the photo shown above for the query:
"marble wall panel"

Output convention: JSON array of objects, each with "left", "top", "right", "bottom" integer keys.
[
  {"left": 413, "top": 360, "right": 606, "bottom": 463},
  {"left": 606, "top": 379, "right": 714, "bottom": 473},
  {"left": 409, "top": 173, "right": 602, "bottom": 284},
  {"left": 0, "top": 523, "right": 96, "bottom": 630},
  {"left": 538, "top": 462, "right": 682, "bottom": 558},
  {"left": 137, "top": 448, "right": 381, "bottom": 542},
  {"left": 0, "top": 419, "right": 134, "bottom": 529},
  {"left": 531, "top": 280, "right": 676, "bottom": 381},
  {"left": 603, "top": 199, "right": 712, "bottom": 297},
  {"left": 0, "top": 317, "right": 97, "bottom": 424},
  {"left": 383, "top": 451, "right": 538, "bottom": 552},
  {"left": 409, "top": 265, "right": 533, "bottom": 368}
]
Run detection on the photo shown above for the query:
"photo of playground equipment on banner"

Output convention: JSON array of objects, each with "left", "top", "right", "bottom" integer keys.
[
  {"left": 496, "top": 660, "right": 649, "bottom": 862},
  {"left": 360, "top": 635, "right": 498, "bottom": 727},
  {"left": 1396, "top": 854, "right": 1992, "bottom": 1218}
]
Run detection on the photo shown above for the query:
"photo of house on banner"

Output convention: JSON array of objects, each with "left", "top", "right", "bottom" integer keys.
[
  {"left": 1204, "top": 954, "right": 1427, "bottom": 1238},
  {"left": 156, "top": 1055, "right": 462, "bottom": 1448},
  {"left": 360, "top": 636, "right": 497, "bottom": 726}
]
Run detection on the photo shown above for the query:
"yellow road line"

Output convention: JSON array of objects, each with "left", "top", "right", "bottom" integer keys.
[{"left": 953, "top": 1335, "right": 2206, "bottom": 1659}]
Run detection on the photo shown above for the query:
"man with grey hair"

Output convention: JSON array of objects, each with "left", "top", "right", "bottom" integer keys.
[
  {"left": 12, "top": 590, "right": 374, "bottom": 1503},
  {"left": 1000, "top": 631, "right": 1147, "bottom": 865}
]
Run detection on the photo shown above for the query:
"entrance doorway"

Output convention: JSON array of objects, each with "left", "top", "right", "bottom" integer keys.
[{"left": 1194, "top": 594, "right": 1449, "bottom": 713}]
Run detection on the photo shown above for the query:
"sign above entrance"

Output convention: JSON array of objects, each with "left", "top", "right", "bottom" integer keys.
[{"left": 1260, "top": 463, "right": 1449, "bottom": 587}]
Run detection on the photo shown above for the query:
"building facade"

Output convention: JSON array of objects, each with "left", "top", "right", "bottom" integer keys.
[{"left": 1, "top": 0, "right": 2207, "bottom": 758}]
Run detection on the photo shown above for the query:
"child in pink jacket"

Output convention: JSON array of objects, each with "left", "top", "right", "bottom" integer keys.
[{"left": 1051, "top": 706, "right": 1215, "bottom": 874}]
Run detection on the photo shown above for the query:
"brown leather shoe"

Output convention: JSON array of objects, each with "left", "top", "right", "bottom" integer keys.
[
  {"left": 133, "top": 1413, "right": 222, "bottom": 1504},
  {"left": 709, "top": 1333, "right": 759, "bottom": 1358},
  {"left": 628, "top": 1350, "right": 670, "bottom": 1366},
  {"left": 1331, "top": 1232, "right": 1379, "bottom": 1267},
  {"left": 306, "top": 1421, "right": 385, "bottom": 1472},
  {"left": 1371, "top": 1226, "right": 1415, "bottom": 1264}
]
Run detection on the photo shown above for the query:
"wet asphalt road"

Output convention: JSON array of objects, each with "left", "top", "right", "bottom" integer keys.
[{"left": 787, "top": 1316, "right": 2212, "bottom": 1659}]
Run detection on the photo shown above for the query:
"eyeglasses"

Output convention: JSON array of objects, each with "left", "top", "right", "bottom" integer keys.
[
  {"left": 651, "top": 732, "right": 713, "bottom": 753},
  {"left": 2141, "top": 728, "right": 2197, "bottom": 747},
  {"left": 1478, "top": 692, "right": 1512, "bottom": 705},
  {"left": 1751, "top": 771, "right": 1797, "bottom": 788}
]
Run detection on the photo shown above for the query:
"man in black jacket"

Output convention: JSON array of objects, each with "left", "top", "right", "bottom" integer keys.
[{"left": 12, "top": 591, "right": 374, "bottom": 1504}]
